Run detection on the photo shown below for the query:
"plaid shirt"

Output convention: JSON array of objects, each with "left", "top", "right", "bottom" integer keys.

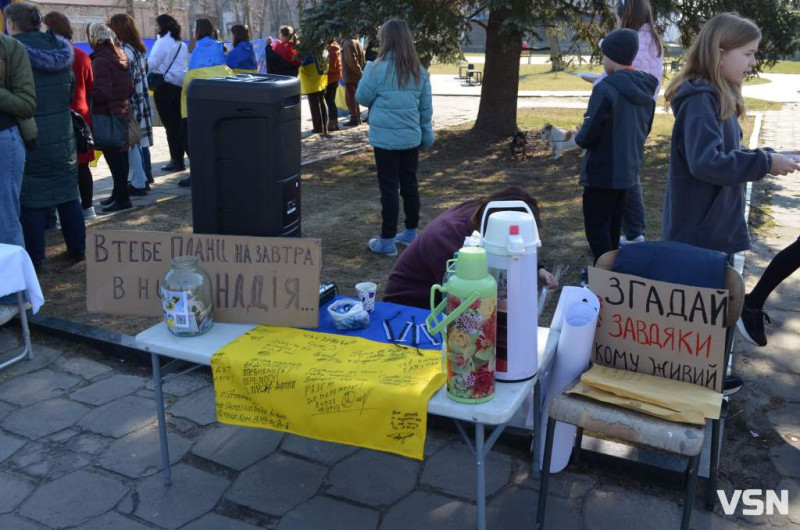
[{"left": 122, "top": 43, "right": 153, "bottom": 147}]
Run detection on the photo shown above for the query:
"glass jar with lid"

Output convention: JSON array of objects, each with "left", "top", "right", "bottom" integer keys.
[{"left": 161, "top": 256, "right": 214, "bottom": 336}]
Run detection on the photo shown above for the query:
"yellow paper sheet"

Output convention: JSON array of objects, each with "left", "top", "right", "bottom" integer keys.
[
  {"left": 211, "top": 326, "right": 446, "bottom": 460},
  {"left": 567, "top": 381, "right": 707, "bottom": 425},
  {"left": 580, "top": 365, "right": 723, "bottom": 420}
]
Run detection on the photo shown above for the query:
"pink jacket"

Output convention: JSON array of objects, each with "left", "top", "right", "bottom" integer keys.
[{"left": 595, "top": 23, "right": 663, "bottom": 101}]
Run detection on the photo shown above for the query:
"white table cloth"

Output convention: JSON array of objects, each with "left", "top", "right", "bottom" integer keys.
[{"left": 0, "top": 243, "right": 44, "bottom": 313}]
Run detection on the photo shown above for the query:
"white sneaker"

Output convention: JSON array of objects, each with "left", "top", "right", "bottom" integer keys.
[
  {"left": 83, "top": 207, "right": 97, "bottom": 220},
  {"left": 0, "top": 305, "right": 20, "bottom": 326},
  {"left": 619, "top": 235, "right": 645, "bottom": 246}
]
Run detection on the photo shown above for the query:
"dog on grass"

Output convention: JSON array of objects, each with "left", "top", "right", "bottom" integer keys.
[
  {"left": 510, "top": 131, "right": 528, "bottom": 159},
  {"left": 539, "top": 123, "right": 582, "bottom": 160}
]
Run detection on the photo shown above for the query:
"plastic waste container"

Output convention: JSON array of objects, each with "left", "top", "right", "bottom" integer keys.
[{"left": 187, "top": 73, "right": 301, "bottom": 237}]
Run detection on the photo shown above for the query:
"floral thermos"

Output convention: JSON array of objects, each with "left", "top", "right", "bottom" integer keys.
[{"left": 426, "top": 247, "right": 497, "bottom": 404}]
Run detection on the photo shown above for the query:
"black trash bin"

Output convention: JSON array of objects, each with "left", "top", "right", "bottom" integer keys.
[{"left": 187, "top": 73, "right": 301, "bottom": 237}]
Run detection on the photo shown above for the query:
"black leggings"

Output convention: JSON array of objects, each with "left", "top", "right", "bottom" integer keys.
[
  {"left": 582, "top": 187, "right": 627, "bottom": 263},
  {"left": 747, "top": 237, "right": 800, "bottom": 309},
  {"left": 374, "top": 146, "right": 420, "bottom": 239},
  {"left": 78, "top": 163, "right": 93, "bottom": 209},
  {"left": 324, "top": 82, "right": 338, "bottom": 123}
]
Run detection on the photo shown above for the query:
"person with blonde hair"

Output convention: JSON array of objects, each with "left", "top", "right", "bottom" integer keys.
[
  {"left": 356, "top": 19, "right": 433, "bottom": 257},
  {"left": 662, "top": 12, "right": 799, "bottom": 256}
]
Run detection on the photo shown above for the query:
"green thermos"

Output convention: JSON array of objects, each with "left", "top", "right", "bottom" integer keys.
[{"left": 426, "top": 247, "right": 498, "bottom": 403}]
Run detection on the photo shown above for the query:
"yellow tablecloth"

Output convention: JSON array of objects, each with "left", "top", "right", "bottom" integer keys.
[{"left": 211, "top": 326, "right": 446, "bottom": 459}]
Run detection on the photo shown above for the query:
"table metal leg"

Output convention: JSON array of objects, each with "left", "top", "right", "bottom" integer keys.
[
  {"left": 532, "top": 379, "right": 541, "bottom": 479},
  {"left": 452, "top": 419, "right": 508, "bottom": 530},
  {"left": 476, "top": 423, "right": 486, "bottom": 530},
  {"left": 151, "top": 352, "right": 172, "bottom": 485},
  {"left": 0, "top": 291, "right": 34, "bottom": 371}
]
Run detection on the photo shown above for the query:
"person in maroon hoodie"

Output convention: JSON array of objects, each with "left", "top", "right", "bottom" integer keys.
[
  {"left": 384, "top": 186, "right": 558, "bottom": 309},
  {"left": 87, "top": 22, "right": 133, "bottom": 213},
  {"left": 43, "top": 12, "right": 96, "bottom": 219}
]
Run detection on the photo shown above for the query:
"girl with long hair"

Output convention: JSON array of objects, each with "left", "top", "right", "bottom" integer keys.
[
  {"left": 148, "top": 14, "right": 188, "bottom": 172},
  {"left": 226, "top": 24, "right": 257, "bottom": 73},
  {"left": 109, "top": 13, "right": 153, "bottom": 196},
  {"left": 662, "top": 13, "right": 798, "bottom": 256},
  {"left": 177, "top": 18, "right": 231, "bottom": 187},
  {"left": 356, "top": 19, "right": 434, "bottom": 257},
  {"left": 586, "top": 0, "right": 663, "bottom": 246}
]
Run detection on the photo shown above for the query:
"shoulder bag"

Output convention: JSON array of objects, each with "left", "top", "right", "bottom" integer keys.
[
  {"left": 147, "top": 41, "right": 181, "bottom": 92},
  {"left": 71, "top": 110, "right": 94, "bottom": 153}
]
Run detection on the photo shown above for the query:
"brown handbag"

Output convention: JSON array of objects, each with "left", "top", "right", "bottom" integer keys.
[{"left": 127, "top": 113, "right": 142, "bottom": 147}]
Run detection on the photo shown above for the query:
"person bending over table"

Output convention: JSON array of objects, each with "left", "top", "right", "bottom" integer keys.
[{"left": 384, "top": 186, "right": 558, "bottom": 309}]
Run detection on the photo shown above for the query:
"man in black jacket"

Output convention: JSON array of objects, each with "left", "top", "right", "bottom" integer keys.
[{"left": 575, "top": 28, "right": 658, "bottom": 262}]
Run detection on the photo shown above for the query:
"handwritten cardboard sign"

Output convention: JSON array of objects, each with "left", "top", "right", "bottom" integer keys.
[
  {"left": 86, "top": 230, "right": 321, "bottom": 328},
  {"left": 588, "top": 267, "right": 728, "bottom": 392}
]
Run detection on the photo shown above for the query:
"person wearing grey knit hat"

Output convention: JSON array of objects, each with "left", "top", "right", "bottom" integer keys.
[{"left": 601, "top": 28, "right": 639, "bottom": 68}]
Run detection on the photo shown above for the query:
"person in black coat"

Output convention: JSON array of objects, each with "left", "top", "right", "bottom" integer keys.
[{"left": 575, "top": 29, "right": 657, "bottom": 263}]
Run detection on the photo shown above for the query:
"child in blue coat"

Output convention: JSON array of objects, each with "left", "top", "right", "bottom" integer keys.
[
  {"left": 575, "top": 29, "right": 658, "bottom": 263},
  {"left": 356, "top": 19, "right": 433, "bottom": 257}
]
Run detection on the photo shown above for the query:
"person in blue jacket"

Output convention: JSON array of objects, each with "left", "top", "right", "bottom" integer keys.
[
  {"left": 226, "top": 24, "right": 256, "bottom": 73},
  {"left": 356, "top": 19, "right": 433, "bottom": 257},
  {"left": 662, "top": 13, "right": 798, "bottom": 255},
  {"left": 574, "top": 28, "right": 658, "bottom": 263}
]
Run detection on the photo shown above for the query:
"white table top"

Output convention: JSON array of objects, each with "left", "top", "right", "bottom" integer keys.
[{"left": 135, "top": 323, "right": 558, "bottom": 426}]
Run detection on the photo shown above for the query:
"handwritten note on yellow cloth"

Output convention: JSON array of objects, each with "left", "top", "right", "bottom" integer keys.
[
  {"left": 570, "top": 365, "right": 723, "bottom": 425},
  {"left": 210, "top": 326, "right": 446, "bottom": 460}
]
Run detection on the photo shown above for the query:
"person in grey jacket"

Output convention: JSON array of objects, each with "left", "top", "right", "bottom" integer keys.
[
  {"left": 356, "top": 19, "right": 433, "bottom": 257},
  {"left": 662, "top": 13, "right": 798, "bottom": 256},
  {"left": 575, "top": 29, "right": 657, "bottom": 262}
]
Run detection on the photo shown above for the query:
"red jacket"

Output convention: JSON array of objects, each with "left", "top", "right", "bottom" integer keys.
[
  {"left": 272, "top": 40, "right": 300, "bottom": 66},
  {"left": 71, "top": 45, "right": 94, "bottom": 164},
  {"left": 327, "top": 41, "right": 342, "bottom": 84}
]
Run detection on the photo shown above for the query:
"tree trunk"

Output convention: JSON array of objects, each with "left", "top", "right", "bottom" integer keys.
[
  {"left": 473, "top": 8, "right": 522, "bottom": 137},
  {"left": 546, "top": 26, "right": 563, "bottom": 72}
]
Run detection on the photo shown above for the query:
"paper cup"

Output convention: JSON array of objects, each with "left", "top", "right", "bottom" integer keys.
[{"left": 355, "top": 282, "right": 377, "bottom": 312}]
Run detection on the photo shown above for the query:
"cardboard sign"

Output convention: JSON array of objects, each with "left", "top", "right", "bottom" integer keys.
[
  {"left": 86, "top": 230, "right": 321, "bottom": 328},
  {"left": 588, "top": 267, "right": 728, "bottom": 392}
]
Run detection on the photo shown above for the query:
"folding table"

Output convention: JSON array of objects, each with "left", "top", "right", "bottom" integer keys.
[{"left": 135, "top": 313, "right": 558, "bottom": 530}]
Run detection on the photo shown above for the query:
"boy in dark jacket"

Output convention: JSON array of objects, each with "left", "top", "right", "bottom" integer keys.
[{"left": 575, "top": 28, "right": 658, "bottom": 262}]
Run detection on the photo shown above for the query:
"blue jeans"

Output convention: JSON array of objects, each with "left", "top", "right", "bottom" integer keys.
[
  {"left": 0, "top": 127, "right": 25, "bottom": 249},
  {"left": 621, "top": 176, "right": 646, "bottom": 240},
  {"left": 0, "top": 127, "right": 25, "bottom": 305},
  {"left": 129, "top": 145, "right": 147, "bottom": 189},
  {"left": 20, "top": 199, "right": 85, "bottom": 265}
]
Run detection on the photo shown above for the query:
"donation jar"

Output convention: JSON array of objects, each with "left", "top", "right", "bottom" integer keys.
[
  {"left": 426, "top": 247, "right": 497, "bottom": 404},
  {"left": 161, "top": 256, "right": 214, "bottom": 336}
]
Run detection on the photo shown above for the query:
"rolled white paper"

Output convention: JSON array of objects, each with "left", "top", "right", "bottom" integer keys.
[{"left": 539, "top": 288, "right": 599, "bottom": 472}]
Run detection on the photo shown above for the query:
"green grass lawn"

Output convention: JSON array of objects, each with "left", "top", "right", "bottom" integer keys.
[
  {"left": 430, "top": 61, "right": 776, "bottom": 91},
  {"left": 763, "top": 60, "right": 800, "bottom": 74}
]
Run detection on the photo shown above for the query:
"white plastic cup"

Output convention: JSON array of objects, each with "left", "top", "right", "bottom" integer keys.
[{"left": 355, "top": 282, "right": 377, "bottom": 312}]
